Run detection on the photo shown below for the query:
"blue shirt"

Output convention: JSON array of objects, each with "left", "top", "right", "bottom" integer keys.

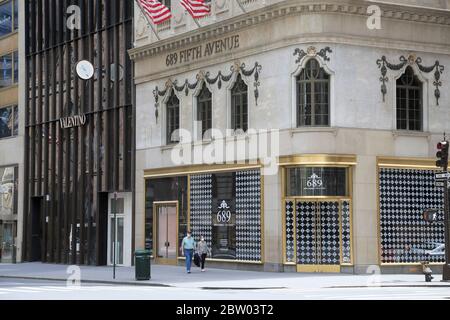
[{"left": 182, "top": 237, "right": 196, "bottom": 250}]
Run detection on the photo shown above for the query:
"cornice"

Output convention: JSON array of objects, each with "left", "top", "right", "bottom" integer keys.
[{"left": 128, "top": 0, "right": 450, "bottom": 61}]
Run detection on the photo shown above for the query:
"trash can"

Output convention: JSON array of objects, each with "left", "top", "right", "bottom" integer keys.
[{"left": 135, "top": 250, "right": 151, "bottom": 281}]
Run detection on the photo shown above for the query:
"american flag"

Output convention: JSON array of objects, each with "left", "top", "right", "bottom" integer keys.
[
  {"left": 137, "top": 0, "right": 172, "bottom": 25},
  {"left": 179, "top": 0, "right": 211, "bottom": 19}
]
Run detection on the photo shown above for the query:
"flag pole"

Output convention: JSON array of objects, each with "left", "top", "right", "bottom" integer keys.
[
  {"left": 134, "top": 0, "right": 161, "bottom": 41},
  {"left": 236, "top": 0, "right": 246, "bottom": 13}
]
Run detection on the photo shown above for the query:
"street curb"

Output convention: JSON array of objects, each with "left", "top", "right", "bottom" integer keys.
[
  {"left": 0, "top": 275, "right": 173, "bottom": 287},
  {"left": 327, "top": 284, "right": 450, "bottom": 289}
]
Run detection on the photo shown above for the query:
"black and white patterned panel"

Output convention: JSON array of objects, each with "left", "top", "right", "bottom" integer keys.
[
  {"left": 285, "top": 200, "right": 295, "bottom": 263},
  {"left": 379, "top": 168, "right": 445, "bottom": 264},
  {"left": 190, "top": 174, "right": 212, "bottom": 246},
  {"left": 236, "top": 170, "right": 262, "bottom": 261},
  {"left": 319, "top": 202, "right": 340, "bottom": 265},
  {"left": 341, "top": 201, "right": 352, "bottom": 264},
  {"left": 297, "top": 201, "right": 317, "bottom": 265}
]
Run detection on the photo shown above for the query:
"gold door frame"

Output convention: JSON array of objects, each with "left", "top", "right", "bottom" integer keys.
[
  {"left": 290, "top": 198, "right": 352, "bottom": 273},
  {"left": 281, "top": 161, "right": 355, "bottom": 273},
  {"left": 153, "top": 201, "right": 179, "bottom": 265}
]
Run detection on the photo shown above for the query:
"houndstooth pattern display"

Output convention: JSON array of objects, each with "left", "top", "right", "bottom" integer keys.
[
  {"left": 341, "top": 201, "right": 352, "bottom": 264},
  {"left": 285, "top": 200, "right": 295, "bottom": 263},
  {"left": 379, "top": 168, "right": 445, "bottom": 264},
  {"left": 190, "top": 174, "right": 212, "bottom": 246},
  {"left": 318, "top": 202, "right": 340, "bottom": 265},
  {"left": 236, "top": 170, "right": 262, "bottom": 261},
  {"left": 296, "top": 201, "right": 317, "bottom": 264}
]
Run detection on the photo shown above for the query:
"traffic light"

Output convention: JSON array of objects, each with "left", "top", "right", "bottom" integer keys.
[{"left": 436, "top": 140, "right": 449, "bottom": 170}]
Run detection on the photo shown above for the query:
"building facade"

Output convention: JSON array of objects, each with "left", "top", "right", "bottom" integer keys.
[
  {"left": 131, "top": 0, "right": 450, "bottom": 273},
  {"left": 0, "top": 0, "right": 23, "bottom": 264},
  {"left": 23, "top": 0, "right": 135, "bottom": 266}
]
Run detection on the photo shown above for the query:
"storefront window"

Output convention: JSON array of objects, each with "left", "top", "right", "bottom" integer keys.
[
  {"left": 287, "top": 167, "right": 347, "bottom": 197},
  {"left": 379, "top": 168, "right": 445, "bottom": 264},
  {"left": 0, "top": 166, "right": 17, "bottom": 216},
  {"left": 211, "top": 173, "right": 236, "bottom": 259}
]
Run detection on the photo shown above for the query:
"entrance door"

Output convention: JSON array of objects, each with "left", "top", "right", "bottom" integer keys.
[
  {"left": 30, "top": 197, "right": 43, "bottom": 262},
  {"left": 154, "top": 202, "right": 178, "bottom": 265},
  {"left": 0, "top": 222, "right": 15, "bottom": 263},
  {"left": 289, "top": 199, "right": 352, "bottom": 273},
  {"left": 108, "top": 197, "right": 125, "bottom": 266}
]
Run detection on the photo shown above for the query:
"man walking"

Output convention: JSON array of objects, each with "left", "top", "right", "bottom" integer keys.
[{"left": 181, "top": 231, "right": 196, "bottom": 273}]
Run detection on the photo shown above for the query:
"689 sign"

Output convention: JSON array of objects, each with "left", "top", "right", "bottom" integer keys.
[{"left": 213, "top": 200, "right": 236, "bottom": 226}]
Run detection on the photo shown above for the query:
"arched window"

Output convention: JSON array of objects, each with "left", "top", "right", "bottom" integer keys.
[
  {"left": 297, "top": 59, "right": 330, "bottom": 127},
  {"left": 396, "top": 66, "right": 422, "bottom": 131},
  {"left": 197, "top": 83, "right": 212, "bottom": 139},
  {"left": 166, "top": 91, "right": 180, "bottom": 144},
  {"left": 231, "top": 74, "right": 248, "bottom": 132}
]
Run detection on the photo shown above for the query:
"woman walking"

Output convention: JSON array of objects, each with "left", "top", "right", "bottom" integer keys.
[
  {"left": 196, "top": 236, "right": 211, "bottom": 272},
  {"left": 181, "top": 231, "right": 196, "bottom": 274}
]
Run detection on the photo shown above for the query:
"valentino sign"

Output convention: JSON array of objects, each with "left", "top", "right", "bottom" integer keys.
[{"left": 60, "top": 114, "right": 87, "bottom": 129}]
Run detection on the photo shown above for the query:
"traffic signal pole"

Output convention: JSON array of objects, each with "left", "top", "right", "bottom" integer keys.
[
  {"left": 436, "top": 139, "right": 450, "bottom": 281},
  {"left": 443, "top": 180, "right": 450, "bottom": 281}
]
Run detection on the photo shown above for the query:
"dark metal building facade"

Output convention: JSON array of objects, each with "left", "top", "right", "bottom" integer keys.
[{"left": 23, "top": 0, "right": 134, "bottom": 265}]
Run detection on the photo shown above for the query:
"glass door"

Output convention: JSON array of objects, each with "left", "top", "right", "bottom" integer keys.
[
  {"left": 0, "top": 222, "right": 15, "bottom": 263},
  {"left": 154, "top": 202, "right": 178, "bottom": 265},
  {"left": 294, "top": 200, "right": 348, "bottom": 272},
  {"left": 108, "top": 198, "right": 125, "bottom": 266}
]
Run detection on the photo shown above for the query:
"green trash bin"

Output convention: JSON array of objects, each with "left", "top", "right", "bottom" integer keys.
[{"left": 135, "top": 250, "right": 151, "bottom": 281}]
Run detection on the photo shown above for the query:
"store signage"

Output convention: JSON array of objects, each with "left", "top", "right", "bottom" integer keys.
[
  {"left": 435, "top": 181, "right": 450, "bottom": 188},
  {"left": 215, "top": 200, "right": 233, "bottom": 225},
  {"left": 435, "top": 172, "right": 450, "bottom": 180},
  {"left": 165, "top": 35, "right": 240, "bottom": 67},
  {"left": 305, "top": 173, "right": 325, "bottom": 190},
  {"left": 60, "top": 114, "right": 87, "bottom": 129}
]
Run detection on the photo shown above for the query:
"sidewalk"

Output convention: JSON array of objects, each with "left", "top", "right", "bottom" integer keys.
[{"left": 0, "top": 263, "right": 448, "bottom": 289}]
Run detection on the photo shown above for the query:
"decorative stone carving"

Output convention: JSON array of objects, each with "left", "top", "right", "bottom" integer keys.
[
  {"left": 293, "top": 46, "right": 332, "bottom": 64},
  {"left": 153, "top": 61, "right": 263, "bottom": 121},
  {"left": 376, "top": 55, "right": 445, "bottom": 105}
]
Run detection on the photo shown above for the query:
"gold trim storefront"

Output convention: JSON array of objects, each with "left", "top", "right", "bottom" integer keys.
[
  {"left": 280, "top": 155, "right": 356, "bottom": 273},
  {"left": 144, "top": 164, "right": 264, "bottom": 267},
  {"left": 377, "top": 157, "right": 446, "bottom": 269}
]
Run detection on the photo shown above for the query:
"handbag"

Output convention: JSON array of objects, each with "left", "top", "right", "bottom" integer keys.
[{"left": 193, "top": 252, "right": 200, "bottom": 267}]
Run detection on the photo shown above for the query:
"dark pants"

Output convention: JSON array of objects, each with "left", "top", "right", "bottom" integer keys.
[
  {"left": 185, "top": 249, "right": 194, "bottom": 272},
  {"left": 201, "top": 253, "right": 207, "bottom": 269}
]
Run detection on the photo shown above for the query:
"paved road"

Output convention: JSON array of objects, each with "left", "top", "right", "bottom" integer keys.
[{"left": 0, "top": 278, "right": 449, "bottom": 300}]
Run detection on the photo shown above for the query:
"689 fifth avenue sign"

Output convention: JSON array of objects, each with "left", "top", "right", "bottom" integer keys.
[
  {"left": 213, "top": 200, "right": 236, "bottom": 226},
  {"left": 59, "top": 114, "right": 87, "bottom": 129},
  {"left": 165, "top": 35, "right": 240, "bottom": 67}
]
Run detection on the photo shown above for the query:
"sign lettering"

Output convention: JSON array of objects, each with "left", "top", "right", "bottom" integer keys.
[
  {"left": 60, "top": 114, "right": 87, "bottom": 129},
  {"left": 166, "top": 35, "right": 240, "bottom": 67}
]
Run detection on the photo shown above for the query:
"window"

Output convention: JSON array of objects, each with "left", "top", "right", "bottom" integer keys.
[
  {"left": 287, "top": 167, "right": 348, "bottom": 197},
  {"left": 0, "top": 166, "right": 18, "bottom": 216},
  {"left": 297, "top": 59, "right": 330, "bottom": 127},
  {"left": 231, "top": 74, "right": 248, "bottom": 132},
  {"left": 0, "top": 105, "right": 18, "bottom": 139},
  {"left": 0, "top": 51, "right": 18, "bottom": 88},
  {"left": 396, "top": 66, "right": 422, "bottom": 131},
  {"left": 166, "top": 92, "right": 180, "bottom": 144},
  {"left": 197, "top": 83, "right": 212, "bottom": 139},
  {"left": 0, "top": 0, "right": 18, "bottom": 38}
]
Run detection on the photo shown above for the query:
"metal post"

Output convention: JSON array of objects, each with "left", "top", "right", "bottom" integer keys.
[
  {"left": 441, "top": 135, "right": 450, "bottom": 281},
  {"left": 113, "top": 192, "right": 117, "bottom": 279},
  {"left": 443, "top": 175, "right": 450, "bottom": 281}
]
